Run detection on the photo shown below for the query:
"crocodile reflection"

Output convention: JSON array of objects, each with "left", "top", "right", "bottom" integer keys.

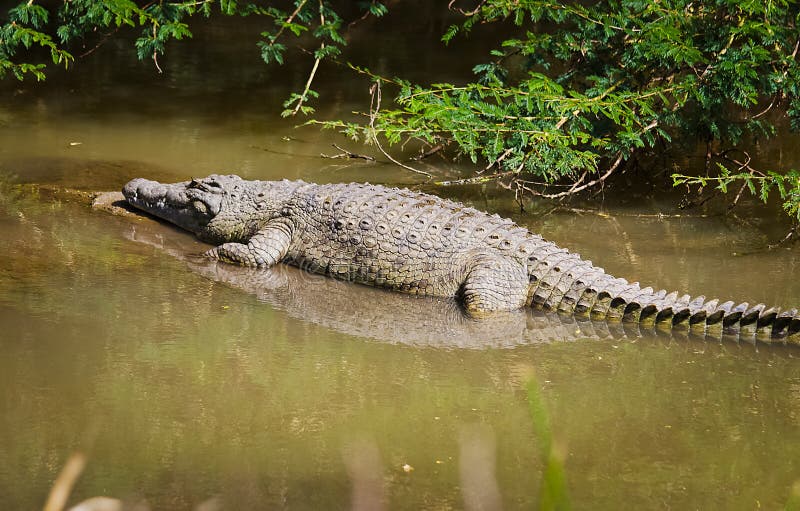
[{"left": 121, "top": 215, "right": 646, "bottom": 348}]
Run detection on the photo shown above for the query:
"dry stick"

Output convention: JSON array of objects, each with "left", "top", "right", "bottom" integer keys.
[
  {"left": 565, "top": 170, "right": 588, "bottom": 194},
  {"left": 704, "top": 140, "right": 713, "bottom": 174},
  {"left": 43, "top": 452, "right": 88, "bottom": 511},
  {"left": 511, "top": 180, "right": 526, "bottom": 212},
  {"left": 750, "top": 97, "right": 778, "bottom": 120},
  {"left": 768, "top": 225, "right": 799, "bottom": 249},
  {"left": 411, "top": 143, "right": 445, "bottom": 161},
  {"left": 78, "top": 27, "right": 121, "bottom": 59},
  {"left": 549, "top": 206, "right": 713, "bottom": 218},
  {"left": 322, "top": 144, "right": 375, "bottom": 160},
  {"left": 537, "top": 151, "right": 624, "bottom": 199},
  {"left": 251, "top": 144, "right": 324, "bottom": 159},
  {"left": 683, "top": 188, "right": 720, "bottom": 209},
  {"left": 482, "top": 147, "right": 514, "bottom": 173},
  {"left": 368, "top": 81, "right": 432, "bottom": 178},
  {"left": 730, "top": 181, "right": 749, "bottom": 208},
  {"left": 448, "top": 0, "right": 488, "bottom": 16}
]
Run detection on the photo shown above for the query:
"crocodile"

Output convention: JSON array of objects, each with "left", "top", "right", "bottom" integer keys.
[{"left": 122, "top": 174, "right": 800, "bottom": 341}]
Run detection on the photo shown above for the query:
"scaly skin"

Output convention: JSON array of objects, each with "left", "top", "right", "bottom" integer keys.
[{"left": 122, "top": 174, "right": 800, "bottom": 341}]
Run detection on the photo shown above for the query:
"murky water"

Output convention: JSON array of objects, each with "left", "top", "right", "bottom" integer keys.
[{"left": 1, "top": 7, "right": 800, "bottom": 510}]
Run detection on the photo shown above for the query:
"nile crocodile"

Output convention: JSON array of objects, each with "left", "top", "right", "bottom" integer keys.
[{"left": 122, "top": 174, "right": 800, "bottom": 341}]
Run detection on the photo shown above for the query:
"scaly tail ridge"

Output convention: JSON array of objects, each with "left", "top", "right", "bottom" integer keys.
[{"left": 526, "top": 257, "right": 799, "bottom": 342}]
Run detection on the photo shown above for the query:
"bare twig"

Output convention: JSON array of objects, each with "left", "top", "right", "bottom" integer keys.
[
  {"left": 565, "top": 170, "right": 588, "bottom": 194},
  {"left": 347, "top": 1, "right": 384, "bottom": 28},
  {"left": 448, "top": 0, "right": 488, "bottom": 16},
  {"left": 78, "top": 27, "right": 121, "bottom": 59},
  {"left": 549, "top": 206, "right": 714, "bottom": 218},
  {"left": 750, "top": 98, "right": 778, "bottom": 120},
  {"left": 514, "top": 184, "right": 524, "bottom": 211},
  {"left": 768, "top": 225, "right": 799, "bottom": 249},
  {"left": 322, "top": 144, "right": 375, "bottom": 161},
  {"left": 536, "top": 151, "right": 624, "bottom": 199},
  {"left": 729, "top": 181, "right": 748, "bottom": 208},
  {"left": 482, "top": 147, "right": 514, "bottom": 173},
  {"left": 250, "top": 144, "right": 322, "bottom": 159},
  {"left": 368, "top": 81, "right": 432, "bottom": 177},
  {"left": 411, "top": 143, "right": 445, "bottom": 161},
  {"left": 348, "top": 9, "right": 372, "bottom": 28}
]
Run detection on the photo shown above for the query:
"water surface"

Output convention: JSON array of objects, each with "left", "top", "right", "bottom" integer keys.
[{"left": 1, "top": 7, "right": 799, "bottom": 510}]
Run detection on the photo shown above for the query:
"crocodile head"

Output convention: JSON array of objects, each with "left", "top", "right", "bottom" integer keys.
[{"left": 122, "top": 174, "right": 256, "bottom": 243}]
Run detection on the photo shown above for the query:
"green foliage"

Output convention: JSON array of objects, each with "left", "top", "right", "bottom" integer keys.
[
  {"left": 2, "top": 1, "right": 800, "bottom": 222},
  {"left": 322, "top": 69, "right": 676, "bottom": 182},
  {"left": 2, "top": 1, "right": 385, "bottom": 81},
  {"left": 673, "top": 166, "right": 800, "bottom": 222},
  {"left": 322, "top": 1, "right": 800, "bottom": 220},
  {"left": 254, "top": 0, "right": 377, "bottom": 84},
  {"left": 282, "top": 88, "right": 319, "bottom": 117},
  {"left": 1, "top": 1, "right": 73, "bottom": 80}
]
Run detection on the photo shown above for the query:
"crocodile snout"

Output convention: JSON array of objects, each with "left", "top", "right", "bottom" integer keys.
[
  {"left": 123, "top": 178, "right": 194, "bottom": 211},
  {"left": 123, "top": 178, "right": 173, "bottom": 205},
  {"left": 122, "top": 177, "right": 211, "bottom": 235},
  {"left": 122, "top": 178, "right": 146, "bottom": 202}
]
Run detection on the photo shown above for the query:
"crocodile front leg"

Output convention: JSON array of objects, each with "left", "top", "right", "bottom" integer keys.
[{"left": 206, "top": 219, "right": 293, "bottom": 268}]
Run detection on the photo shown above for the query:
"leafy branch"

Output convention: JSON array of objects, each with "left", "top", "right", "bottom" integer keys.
[
  {"left": 673, "top": 156, "right": 800, "bottom": 223},
  {"left": 314, "top": 0, "right": 800, "bottom": 219},
  {"left": 2, "top": 0, "right": 386, "bottom": 87},
  {"left": 255, "top": 1, "right": 387, "bottom": 117}
]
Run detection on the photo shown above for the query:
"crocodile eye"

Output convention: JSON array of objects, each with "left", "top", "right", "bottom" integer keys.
[{"left": 192, "top": 200, "right": 208, "bottom": 214}]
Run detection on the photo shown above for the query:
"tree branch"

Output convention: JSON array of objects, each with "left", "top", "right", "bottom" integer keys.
[{"left": 368, "top": 81, "right": 432, "bottom": 177}]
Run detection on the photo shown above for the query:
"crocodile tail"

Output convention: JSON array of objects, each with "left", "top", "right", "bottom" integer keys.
[{"left": 525, "top": 251, "right": 800, "bottom": 342}]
